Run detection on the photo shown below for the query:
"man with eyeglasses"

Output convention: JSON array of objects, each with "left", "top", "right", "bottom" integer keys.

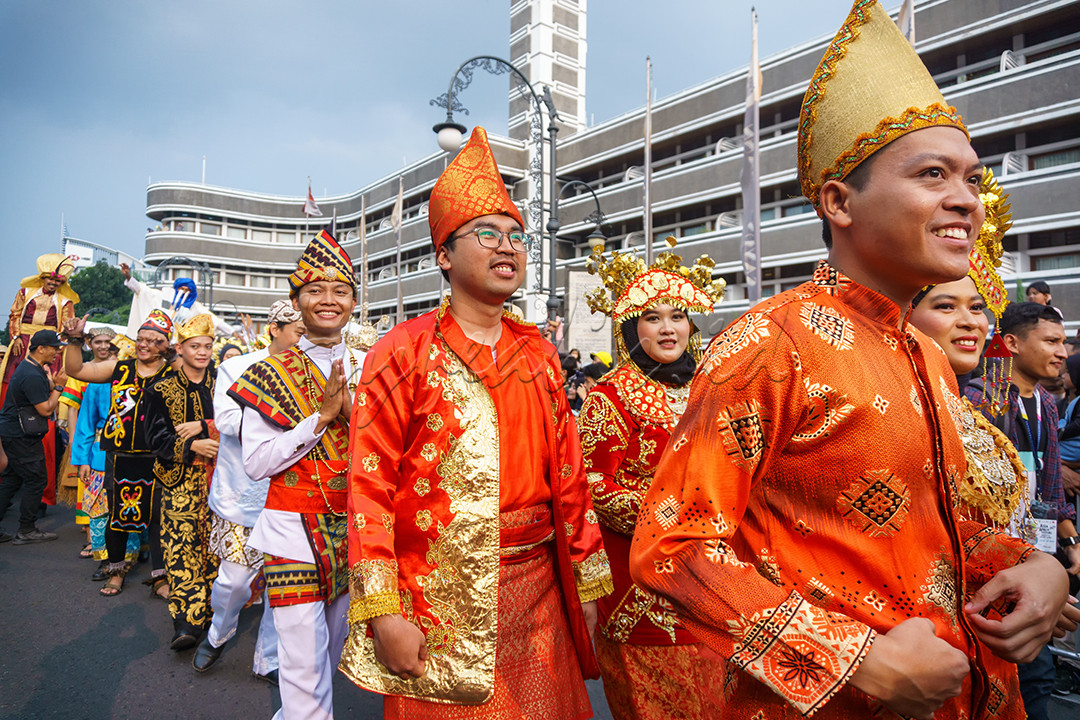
[
  {"left": 341, "top": 126, "right": 610, "bottom": 719},
  {"left": 64, "top": 309, "right": 176, "bottom": 597}
]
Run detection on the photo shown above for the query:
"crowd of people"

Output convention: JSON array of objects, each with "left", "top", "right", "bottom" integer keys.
[{"left": 3, "top": 2, "right": 1080, "bottom": 719}]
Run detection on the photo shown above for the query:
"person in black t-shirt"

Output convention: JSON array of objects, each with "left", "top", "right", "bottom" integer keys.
[{"left": 0, "top": 330, "right": 67, "bottom": 544}]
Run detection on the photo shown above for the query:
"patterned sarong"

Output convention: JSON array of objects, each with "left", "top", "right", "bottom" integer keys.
[
  {"left": 209, "top": 513, "right": 263, "bottom": 568},
  {"left": 108, "top": 454, "right": 156, "bottom": 533},
  {"left": 384, "top": 543, "right": 592, "bottom": 720},
  {"left": 264, "top": 511, "right": 348, "bottom": 607}
]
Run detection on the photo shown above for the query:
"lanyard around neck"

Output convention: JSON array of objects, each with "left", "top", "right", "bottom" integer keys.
[{"left": 1017, "top": 392, "right": 1043, "bottom": 472}]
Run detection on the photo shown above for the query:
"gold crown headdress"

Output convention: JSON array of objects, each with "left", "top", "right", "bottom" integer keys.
[
  {"left": 177, "top": 313, "right": 215, "bottom": 343},
  {"left": 586, "top": 237, "right": 725, "bottom": 323}
]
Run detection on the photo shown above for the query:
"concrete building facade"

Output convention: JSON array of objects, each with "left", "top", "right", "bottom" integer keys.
[{"left": 143, "top": 0, "right": 1080, "bottom": 335}]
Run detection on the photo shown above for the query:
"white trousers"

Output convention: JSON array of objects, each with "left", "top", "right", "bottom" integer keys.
[
  {"left": 271, "top": 592, "right": 350, "bottom": 720},
  {"left": 207, "top": 558, "right": 279, "bottom": 675}
]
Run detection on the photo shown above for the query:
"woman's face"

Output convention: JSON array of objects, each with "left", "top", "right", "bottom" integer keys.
[
  {"left": 222, "top": 347, "right": 242, "bottom": 362},
  {"left": 635, "top": 303, "right": 691, "bottom": 365},
  {"left": 909, "top": 276, "right": 989, "bottom": 375}
]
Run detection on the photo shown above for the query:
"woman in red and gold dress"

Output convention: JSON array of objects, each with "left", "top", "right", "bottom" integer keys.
[{"left": 577, "top": 241, "right": 726, "bottom": 719}]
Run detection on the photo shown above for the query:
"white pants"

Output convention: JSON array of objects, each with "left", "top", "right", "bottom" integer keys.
[
  {"left": 271, "top": 593, "right": 350, "bottom": 720},
  {"left": 207, "top": 558, "right": 279, "bottom": 675}
]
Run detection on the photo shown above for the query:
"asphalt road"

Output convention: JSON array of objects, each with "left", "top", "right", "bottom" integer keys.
[
  {"left": 2, "top": 504, "right": 1076, "bottom": 719},
  {"left": 0, "top": 504, "right": 613, "bottom": 720}
]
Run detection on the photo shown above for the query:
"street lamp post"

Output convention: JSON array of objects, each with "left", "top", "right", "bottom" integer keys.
[
  {"left": 552, "top": 180, "right": 607, "bottom": 253},
  {"left": 432, "top": 55, "right": 563, "bottom": 322}
]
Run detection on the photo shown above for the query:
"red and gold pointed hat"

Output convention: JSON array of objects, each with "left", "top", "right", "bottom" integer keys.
[
  {"left": 798, "top": 0, "right": 968, "bottom": 214},
  {"left": 288, "top": 225, "right": 355, "bottom": 293},
  {"left": 428, "top": 126, "right": 525, "bottom": 251}
]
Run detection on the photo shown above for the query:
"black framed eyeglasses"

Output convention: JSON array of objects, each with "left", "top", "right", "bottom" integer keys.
[{"left": 457, "top": 228, "right": 533, "bottom": 253}]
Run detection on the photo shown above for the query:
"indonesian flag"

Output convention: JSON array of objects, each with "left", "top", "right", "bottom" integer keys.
[{"left": 303, "top": 182, "right": 323, "bottom": 217}]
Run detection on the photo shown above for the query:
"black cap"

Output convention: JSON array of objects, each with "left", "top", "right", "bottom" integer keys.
[{"left": 29, "top": 330, "right": 64, "bottom": 349}]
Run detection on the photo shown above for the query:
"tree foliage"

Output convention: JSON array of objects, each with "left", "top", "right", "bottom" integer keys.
[{"left": 70, "top": 261, "right": 131, "bottom": 324}]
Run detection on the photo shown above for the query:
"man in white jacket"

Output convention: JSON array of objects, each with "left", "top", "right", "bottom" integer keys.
[{"left": 192, "top": 300, "right": 305, "bottom": 680}]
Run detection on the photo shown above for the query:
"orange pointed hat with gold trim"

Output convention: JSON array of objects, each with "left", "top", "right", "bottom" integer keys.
[
  {"left": 798, "top": 0, "right": 968, "bottom": 214},
  {"left": 428, "top": 126, "right": 525, "bottom": 251}
]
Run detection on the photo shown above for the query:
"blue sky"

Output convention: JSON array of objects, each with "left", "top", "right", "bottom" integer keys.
[{"left": 0, "top": 1, "right": 856, "bottom": 308}]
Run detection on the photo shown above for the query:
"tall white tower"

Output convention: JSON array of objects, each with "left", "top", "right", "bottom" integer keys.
[{"left": 508, "top": 0, "right": 588, "bottom": 140}]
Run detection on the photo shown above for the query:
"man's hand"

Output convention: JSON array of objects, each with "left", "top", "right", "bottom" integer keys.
[
  {"left": 1063, "top": 465, "right": 1080, "bottom": 498},
  {"left": 190, "top": 438, "right": 219, "bottom": 459},
  {"left": 1064, "top": 544, "right": 1080, "bottom": 575},
  {"left": 582, "top": 600, "right": 598, "bottom": 640},
  {"left": 52, "top": 367, "right": 68, "bottom": 388},
  {"left": 371, "top": 614, "right": 427, "bottom": 680},
  {"left": 120, "top": 262, "right": 131, "bottom": 280},
  {"left": 964, "top": 550, "right": 1068, "bottom": 663},
  {"left": 316, "top": 358, "right": 347, "bottom": 432},
  {"left": 9, "top": 336, "right": 23, "bottom": 356},
  {"left": 63, "top": 314, "right": 89, "bottom": 339},
  {"left": 849, "top": 617, "right": 969, "bottom": 720},
  {"left": 175, "top": 420, "right": 203, "bottom": 439},
  {"left": 1056, "top": 596, "right": 1080, "bottom": 638},
  {"left": 77, "top": 465, "right": 90, "bottom": 482}
]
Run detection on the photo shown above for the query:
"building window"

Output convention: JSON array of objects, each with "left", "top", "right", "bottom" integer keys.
[
  {"left": 252, "top": 230, "right": 272, "bottom": 244},
  {"left": 226, "top": 227, "right": 246, "bottom": 240},
  {"left": 251, "top": 275, "right": 272, "bottom": 288},
  {"left": 174, "top": 220, "right": 190, "bottom": 232},
  {"left": 1034, "top": 253, "right": 1080, "bottom": 272},
  {"left": 277, "top": 231, "right": 295, "bottom": 244},
  {"left": 201, "top": 223, "right": 220, "bottom": 236},
  {"left": 225, "top": 272, "right": 246, "bottom": 287}
]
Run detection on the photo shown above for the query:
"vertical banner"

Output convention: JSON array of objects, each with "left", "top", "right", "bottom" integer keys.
[
  {"left": 740, "top": 8, "right": 763, "bottom": 304},
  {"left": 897, "top": 0, "right": 916, "bottom": 45}
]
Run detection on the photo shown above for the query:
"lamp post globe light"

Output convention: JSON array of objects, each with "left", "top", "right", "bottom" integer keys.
[{"left": 431, "top": 55, "right": 563, "bottom": 322}]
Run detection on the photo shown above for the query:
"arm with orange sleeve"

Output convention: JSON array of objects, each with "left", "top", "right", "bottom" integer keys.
[
  {"left": 346, "top": 331, "right": 417, "bottom": 624},
  {"left": 578, "top": 385, "right": 638, "bottom": 536},
  {"left": 628, "top": 322, "right": 877, "bottom": 716}
]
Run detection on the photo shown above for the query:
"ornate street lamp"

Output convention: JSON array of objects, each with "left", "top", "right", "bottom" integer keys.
[
  {"left": 553, "top": 180, "right": 607, "bottom": 254},
  {"left": 431, "top": 55, "right": 563, "bottom": 321}
]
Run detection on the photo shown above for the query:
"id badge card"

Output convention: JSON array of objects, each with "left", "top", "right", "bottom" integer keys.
[{"left": 1016, "top": 451, "right": 1058, "bottom": 552}]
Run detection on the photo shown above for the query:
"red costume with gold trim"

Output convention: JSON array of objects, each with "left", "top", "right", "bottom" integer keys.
[
  {"left": 341, "top": 126, "right": 609, "bottom": 718},
  {"left": 341, "top": 303, "right": 610, "bottom": 713},
  {"left": 578, "top": 241, "right": 727, "bottom": 719}
]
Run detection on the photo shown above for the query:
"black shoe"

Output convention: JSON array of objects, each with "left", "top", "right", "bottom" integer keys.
[
  {"left": 192, "top": 636, "right": 224, "bottom": 672},
  {"left": 0, "top": 531, "right": 12, "bottom": 544},
  {"left": 253, "top": 669, "right": 279, "bottom": 687},
  {"left": 170, "top": 622, "right": 200, "bottom": 652},
  {"left": 12, "top": 528, "right": 58, "bottom": 545},
  {"left": 1053, "top": 664, "right": 1080, "bottom": 697},
  {"left": 91, "top": 560, "right": 109, "bottom": 582},
  {"left": 138, "top": 549, "right": 150, "bottom": 563}
]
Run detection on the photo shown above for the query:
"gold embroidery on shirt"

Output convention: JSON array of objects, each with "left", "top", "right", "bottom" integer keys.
[
  {"left": 426, "top": 413, "right": 444, "bottom": 432},
  {"left": 361, "top": 452, "right": 380, "bottom": 473}
]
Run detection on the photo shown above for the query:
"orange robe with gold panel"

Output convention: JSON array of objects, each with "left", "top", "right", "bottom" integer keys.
[
  {"left": 579, "top": 364, "right": 725, "bottom": 719},
  {"left": 630, "top": 262, "right": 1031, "bottom": 719},
  {"left": 340, "top": 303, "right": 611, "bottom": 718}
]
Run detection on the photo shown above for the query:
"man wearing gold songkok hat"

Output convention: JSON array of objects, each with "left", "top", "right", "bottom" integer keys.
[
  {"left": 142, "top": 313, "right": 220, "bottom": 650},
  {"left": 230, "top": 225, "right": 365, "bottom": 719},
  {"left": 631, "top": 2, "right": 1069, "bottom": 718},
  {"left": 193, "top": 300, "right": 305, "bottom": 680},
  {"left": 340, "top": 126, "right": 611, "bottom": 719},
  {"left": 1, "top": 254, "right": 78, "bottom": 405}
]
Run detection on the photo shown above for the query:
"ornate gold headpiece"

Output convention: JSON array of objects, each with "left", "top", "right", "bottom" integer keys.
[
  {"left": 798, "top": 0, "right": 967, "bottom": 214},
  {"left": 177, "top": 313, "right": 215, "bottom": 343},
  {"left": 586, "top": 238, "right": 724, "bottom": 323},
  {"left": 969, "top": 169, "right": 1012, "bottom": 321}
]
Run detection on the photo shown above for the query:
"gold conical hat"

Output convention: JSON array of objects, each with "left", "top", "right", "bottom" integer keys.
[{"left": 798, "top": 0, "right": 967, "bottom": 213}]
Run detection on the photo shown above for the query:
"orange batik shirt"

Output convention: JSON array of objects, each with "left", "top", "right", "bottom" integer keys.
[
  {"left": 630, "top": 262, "right": 1032, "bottom": 719},
  {"left": 340, "top": 301, "right": 611, "bottom": 705}
]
